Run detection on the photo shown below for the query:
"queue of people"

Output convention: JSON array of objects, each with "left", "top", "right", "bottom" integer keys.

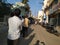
[{"left": 7, "top": 8, "right": 29, "bottom": 45}]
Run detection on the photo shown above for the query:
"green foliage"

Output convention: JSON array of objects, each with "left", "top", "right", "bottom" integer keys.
[
  {"left": 25, "top": 3, "right": 30, "bottom": 12},
  {"left": 22, "top": 0, "right": 29, "bottom": 4},
  {"left": 22, "top": 0, "right": 30, "bottom": 13}
]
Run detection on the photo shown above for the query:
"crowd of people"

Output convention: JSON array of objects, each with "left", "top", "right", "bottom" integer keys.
[{"left": 7, "top": 8, "right": 29, "bottom": 45}]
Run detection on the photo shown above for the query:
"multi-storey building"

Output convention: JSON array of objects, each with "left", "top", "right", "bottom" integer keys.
[
  {"left": 42, "top": 0, "right": 60, "bottom": 30},
  {"left": 42, "top": 0, "right": 54, "bottom": 23},
  {"left": 51, "top": 0, "right": 60, "bottom": 30},
  {"left": 38, "top": 10, "right": 44, "bottom": 23}
]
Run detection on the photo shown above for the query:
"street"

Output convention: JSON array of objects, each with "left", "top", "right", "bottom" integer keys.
[
  {"left": 0, "top": 24, "right": 60, "bottom": 45},
  {"left": 0, "top": 0, "right": 60, "bottom": 45}
]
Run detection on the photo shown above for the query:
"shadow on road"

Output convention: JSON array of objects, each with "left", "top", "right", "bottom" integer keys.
[
  {"left": 53, "top": 31, "right": 60, "bottom": 37},
  {"left": 46, "top": 28, "right": 60, "bottom": 37},
  {"left": 43, "top": 24, "right": 60, "bottom": 37},
  {"left": 34, "top": 40, "right": 40, "bottom": 45},
  {"left": 19, "top": 33, "right": 35, "bottom": 45},
  {"left": 41, "top": 42, "right": 45, "bottom": 45},
  {"left": 34, "top": 40, "right": 45, "bottom": 45},
  {"left": 0, "top": 29, "right": 8, "bottom": 45},
  {"left": 27, "top": 27, "right": 34, "bottom": 36},
  {"left": 20, "top": 27, "right": 34, "bottom": 38}
]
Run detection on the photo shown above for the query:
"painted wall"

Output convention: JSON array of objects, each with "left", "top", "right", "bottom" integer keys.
[{"left": 38, "top": 11, "right": 44, "bottom": 23}]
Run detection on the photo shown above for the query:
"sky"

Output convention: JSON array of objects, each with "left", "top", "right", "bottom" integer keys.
[{"left": 7, "top": 0, "right": 43, "bottom": 16}]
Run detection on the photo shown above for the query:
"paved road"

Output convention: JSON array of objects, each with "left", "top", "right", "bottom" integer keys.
[
  {"left": 19, "top": 24, "right": 60, "bottom": 45},
  {"left": 29, "top": 24, "right": 60, "bottom": 45},
  {"left": 0, "top": 24, "right": 60, "bottom": 45}
]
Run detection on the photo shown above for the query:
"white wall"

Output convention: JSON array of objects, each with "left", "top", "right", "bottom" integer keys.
[
  {"left": 38, "top": 11, "right": 44, "bottom": 23},
  {"left": 42, "top": 0, "right": 49, "bottom": 10}
]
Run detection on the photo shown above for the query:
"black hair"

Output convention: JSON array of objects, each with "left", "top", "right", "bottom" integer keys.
[
  {"left": 10, "top": 8, "right": 21, "bottom": 17},
  {"left": 25, "top": 15, "right": 28, "bottom": 18},
  {"left": 10, "top": 12, "right": 14, "bottom": 17},
  {"left": 22, "top": 16, "right": 25, "bottom": 19}
]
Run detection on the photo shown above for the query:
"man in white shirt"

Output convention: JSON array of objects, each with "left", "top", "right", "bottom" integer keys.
[{"left": 7, "top": 8, "right": 23, "bottom": 45}]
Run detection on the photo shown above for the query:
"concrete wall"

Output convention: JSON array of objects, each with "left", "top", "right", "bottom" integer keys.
[{"left": 38, "top": 11, "right": 44, "bottom": 23}]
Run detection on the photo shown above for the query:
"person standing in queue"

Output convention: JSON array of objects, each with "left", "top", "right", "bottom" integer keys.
[
  {"left": 7, "top": 8, "right": 23, "bottom": 45},
  {"left": 22, "top": 15, "right": 29, "bottom": 37}
]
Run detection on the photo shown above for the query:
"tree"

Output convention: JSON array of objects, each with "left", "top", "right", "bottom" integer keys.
[
  {"left": 22, "top": 0, "right": 29, "bottom": 4},
  {"left": 22, "top": 0, "right": 30, "bottom": 13},
  {"left": 25, "top": 3, "right": 30, "bottom": 12}
]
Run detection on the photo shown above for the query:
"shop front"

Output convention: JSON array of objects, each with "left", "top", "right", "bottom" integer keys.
[{"left": 48, "top": 1, "right": 60, "bottom": 30}]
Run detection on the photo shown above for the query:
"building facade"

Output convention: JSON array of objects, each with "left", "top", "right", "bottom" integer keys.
[
  {"left": 38, "top": 10, "right": 44, "bottom": 23},
  {"left": 42, "top": 0, "right": 60, "bottom": 30},
  {"left": 42, "top": 0, "right": 54, "bottom": 23}
]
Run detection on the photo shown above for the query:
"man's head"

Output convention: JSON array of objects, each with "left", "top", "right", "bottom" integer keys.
[
  {"left": 11, "top": 8, "right": 21, "bottom": 17},
  {"left": 14, "top": 8, "right": 21, "bottom": 16}
]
